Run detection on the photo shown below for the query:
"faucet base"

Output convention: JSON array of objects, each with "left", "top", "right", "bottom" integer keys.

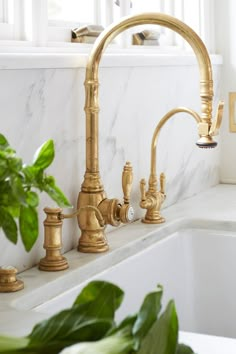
[
  {"left": 141, "top": 213, "right": 165, "bottom": 224},
  {"left": 39, "top": 256, "right": 69, "bottom": 272},
  {"left": 78, "top": 230, "right": 109, "bottom": 253}
]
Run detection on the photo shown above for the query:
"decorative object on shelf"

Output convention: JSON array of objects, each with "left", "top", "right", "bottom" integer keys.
[{"left": 0, "top": 266, "right": 24, "bottom": 293}]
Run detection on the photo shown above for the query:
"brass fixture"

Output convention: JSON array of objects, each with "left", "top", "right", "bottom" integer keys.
[
  {"left": 229, "top": 92, "right": 236, "bottom": 132},
  {"left": 133, "top": 30, "right": 160, "bottom": 46},
  {"left": 78, "top": 162, "right": 134, "bottom": 253},
  {"left": 39, "top": 205, "right": 106, "bottom": 270},
  {"left": 71, "top": 25, "right": 104, "bottom": 44},
  {"left": 140, "top": 105, "right": 223, "bottom": 223},
  {"left": 39, "top": 207, "right": 69, "bottom": 272},
  {"left": 0, "top": 266, "right": 24, "bottom": 293},
  {"left": 76, "top": 12, "right": 224, "bottom": 252}
]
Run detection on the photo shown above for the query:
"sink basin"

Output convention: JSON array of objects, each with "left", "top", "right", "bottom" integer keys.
[{"left": 33, "top": 227, "right": 236, "bottom": 339}]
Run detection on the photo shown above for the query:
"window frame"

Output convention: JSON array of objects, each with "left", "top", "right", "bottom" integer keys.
[{"left": 0, "top": 0, "right": 216, "bottom": 54}]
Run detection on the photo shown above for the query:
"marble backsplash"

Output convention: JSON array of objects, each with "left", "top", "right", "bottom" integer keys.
[{"left": 0, "top": 61, "right": 222, "bottom": 271}]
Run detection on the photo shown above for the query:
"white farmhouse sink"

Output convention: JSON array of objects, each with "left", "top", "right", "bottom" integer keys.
[{"left": 33, "top": 227, "right": 236, "bottom": 339}]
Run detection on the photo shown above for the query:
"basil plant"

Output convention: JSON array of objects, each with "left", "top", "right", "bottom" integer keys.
[{"left": 0, "top": 133, "right": 71, "bottom": 251}]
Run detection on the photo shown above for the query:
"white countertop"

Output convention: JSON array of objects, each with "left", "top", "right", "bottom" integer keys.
[{"left": 1, "top": 183, "right": 236, "bottom": 352}]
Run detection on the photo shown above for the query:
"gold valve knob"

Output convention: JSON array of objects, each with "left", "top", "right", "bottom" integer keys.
[
  {"left": 209, "top": 101, "right": 224, "bottom": 136},
  {"left": 160, "top": 173, "right": 166, "bottom": 194},
  {"left": 0, "top": 266, "right": 24, "bottom": 293},
  {"left": 140, "top": 178, "right": 147, "bottom": 201},
  {"left": 119, "top": 161, "right": 134, "bottom": 223},
  {"left": 122, "top": 161, "right": 133, "bottom": 204}
]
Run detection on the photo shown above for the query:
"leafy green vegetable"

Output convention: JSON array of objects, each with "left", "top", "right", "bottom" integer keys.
[
  {"left": 132, "top": 286, "right": 163, "bottom": 349},
  {"left": 0, "top": 134, "right": 71, "bottom": 251},
  {"left": 176, "top": 343, "right": 196, "bottom": 354},
  {"left": 59, "top": 334, "right": 134, "bottom": 354},
  {"left": 0, "top": 335, "right": 29, "bottom": 352},
  {"left": 136, "top": 300, "right": 178, "bottom": 354},
  {"left": 73, "top": 280, "right": 124, "bottom": 318},
  {"left": 0, "top": 281, "right": 196, "bottom": 354},
  {"left": 27, "top": 281, "right": 124, "bottom": 352}
]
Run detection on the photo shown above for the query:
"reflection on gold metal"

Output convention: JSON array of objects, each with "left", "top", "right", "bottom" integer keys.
[
  {"left": 0, "top": 266, "right": 24, "bottom": 293},
  {"left": 229, "top": 92, "right": 236, "bottom": 132},
  {"left": 77, "top": 13, "right": 224, "bottom": 250},
  {"left": 39, "top": 207, "right": 69, "bottom": 272}
]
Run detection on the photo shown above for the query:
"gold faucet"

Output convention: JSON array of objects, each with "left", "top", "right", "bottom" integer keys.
[
  {"left": 139, "top": 105, "right": 224, "bottom": 223},
  {"left": 77, "top": 13, "right": 224, "bottom": 251}
]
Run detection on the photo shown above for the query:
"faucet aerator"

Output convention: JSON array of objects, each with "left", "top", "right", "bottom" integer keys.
[{"left": 196, "top": 139, "right": 218, "bottom": 149}]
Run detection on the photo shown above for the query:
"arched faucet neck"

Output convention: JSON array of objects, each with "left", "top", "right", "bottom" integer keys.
[{"left": 84, "top": 12, "right": 214, "bottom": 179}]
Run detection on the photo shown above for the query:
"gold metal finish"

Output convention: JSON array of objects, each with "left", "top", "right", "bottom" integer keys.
[
  {"left": 72, "top": 25, "right": 104, "bottom": 44},
  {"left": 209, "top": 101, "right": 224, "bottom": 136},
  {"left": 77, "top": 162, "right": 134, "bottom": 253},
  {"left": 78, "top": 13, "right": 224, "bottom": 249},
  {"left": 0, "top": 266, "right": 24, "bottom": 293},
  {"left": 229, "top": 92, "right": 236, "bottom": 132},
  {"left": 133, "top": 30, "right": 160, "bottom": 46},
  {"left": 140, "top": 107, "right": 201, "bottom": 223},
  {"left": 39, "top": 207, "right": 69, "bottom": 272}
]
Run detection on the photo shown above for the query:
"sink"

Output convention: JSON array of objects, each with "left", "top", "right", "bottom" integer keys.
[{"left": 32, "top": 226, "right": 236, "bottom": 339}]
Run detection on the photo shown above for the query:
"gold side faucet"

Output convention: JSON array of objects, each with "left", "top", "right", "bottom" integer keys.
[
  {"left": 76, "top": 12, "right": 224, "bottom": 252},
  {"left": 140, "top": 105, "right": 224, "bottom": 223}
]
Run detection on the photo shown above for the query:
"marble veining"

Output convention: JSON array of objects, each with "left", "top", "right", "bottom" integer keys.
[{"left": 0, "top": 62, "right": 222, "bottom": 271}]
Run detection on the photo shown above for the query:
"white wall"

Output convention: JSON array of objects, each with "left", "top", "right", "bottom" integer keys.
[
  {"left": 215, "top": 0, "right": 236, "bottom": 182},
  {"left": 0, "top": 57, "right": 222, "bottom": 271}
]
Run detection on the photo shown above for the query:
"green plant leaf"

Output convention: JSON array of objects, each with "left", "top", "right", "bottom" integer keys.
[
  {"left": 10, "top": 176, "right": 27, "bottom": 205},
  {"left": 176, "top": 343, "right": 196, "bottom": 354},
  {"left": 132, "top": 285, "right": 163, "bottom": 349},
  {"left": 27, "top": 281, "right": 125, "bottom": 353},
  {"left": 73, "top": 280, "right": 124, "bottom": 318},
  {"left": 33, "top": 139, "right": 55, "bottom": 170},
  {"left": 0, "top": 135, "right": 71, "bottom": 251},
  {"left": 108, "top": 314, "right": 137, "bottom": 338},
  {"left": 0, "top": 158, "right": 8, "bottom": 181},
  {"left": 137, "top": 300, "right": 178, "bottom": 354},
  {"left": 0, "top": 134, "right": 9, "bottom": 149},
  {"left": 0, "top": 335, "right": 29, "bottom": 353},
  {"left": 0, "top": 281, "right": 195, "bottom": 354},
  {"left": 19, "top": 205, "right": 38, "bottom": 251},
  {"left": 25, "top": 191, "right": 39, "bottom": 208},
  {"left": 23, "top": 165, "right": 40, "bottom": 184},
  {"left": 42, "top": 176, "right": 71, "bottom": 208},
  {"left": 0, "top": 207, "right": 17, "bottom": 244},
  {"left": 59, "top": 334, "right": 134, "bottom": 354}
]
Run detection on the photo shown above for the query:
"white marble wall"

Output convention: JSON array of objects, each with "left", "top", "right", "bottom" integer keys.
[{"left": 0, "top": 61, "right": 222, "bottom": 271}]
